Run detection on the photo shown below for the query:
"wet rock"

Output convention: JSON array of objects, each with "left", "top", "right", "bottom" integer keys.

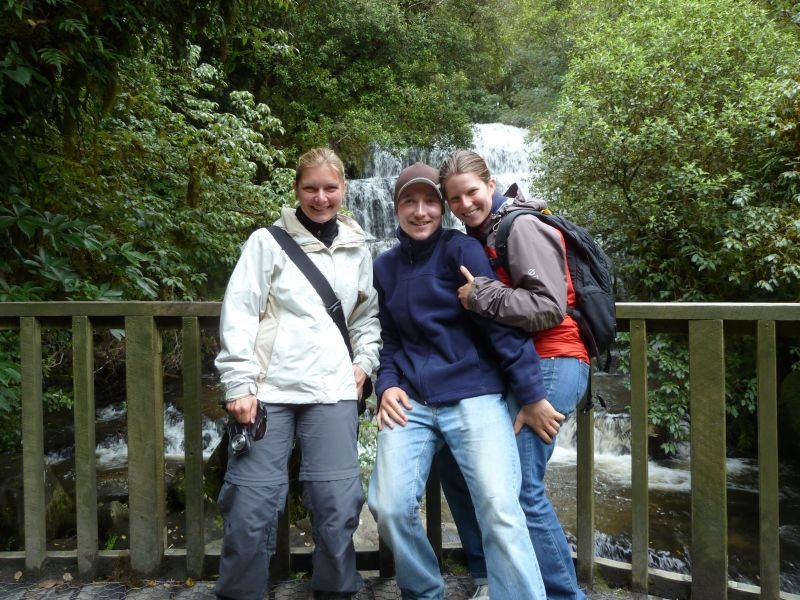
[
  {"left": 0, "top": 455, "right": 75, "bottom": 549},
  {"left": 97, "top": 500, "right": 129, "bottom": 550}
]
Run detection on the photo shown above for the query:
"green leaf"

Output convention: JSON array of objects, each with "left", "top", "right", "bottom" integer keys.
[
  {"left": 17, "top": 216, "right": 39, "bottom": 238},
  {"left": 3, "top": 66, "right": 32, "bottom": 86},
  {"left": 38, "top": 48, "right": 70, "bottom": 71},
  {"left": 58, "top": 18, "right": 89, "bottom": 40}
]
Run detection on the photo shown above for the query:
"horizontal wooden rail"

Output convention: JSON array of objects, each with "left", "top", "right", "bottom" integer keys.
[{"left": 0, "top": 302, "right": 798, "bottom": 599}]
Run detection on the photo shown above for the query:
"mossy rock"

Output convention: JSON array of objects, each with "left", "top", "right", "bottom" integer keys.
[
  {"left": 45, "top": 474, "right": 76, "bottom": 539},
  {"left": 0, "top": 455, "right": 76, "bottom": 548}
]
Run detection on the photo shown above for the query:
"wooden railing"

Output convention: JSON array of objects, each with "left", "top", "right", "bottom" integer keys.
[{"left": 0, "top": 302, "right": 799, "bottom": 600}]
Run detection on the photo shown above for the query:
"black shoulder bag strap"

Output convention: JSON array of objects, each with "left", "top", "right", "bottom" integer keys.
[{"left": 267, "top": 225, "right": 372, "bottom": 409}]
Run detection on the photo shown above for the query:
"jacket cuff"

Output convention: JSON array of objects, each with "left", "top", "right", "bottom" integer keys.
[
  {"left": 225, "top": 382, "right": 257, "bottom": 402},
  {"left": 469, "top": 277, "right": 492, "bottom": 314},
  {"left": 352, "top": 359, "right": 372, "bottom": 379}
]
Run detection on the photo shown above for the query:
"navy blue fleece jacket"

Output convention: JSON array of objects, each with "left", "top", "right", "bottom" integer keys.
[{"left": 373, "top": 226, "right": 547, "bottom": 406}]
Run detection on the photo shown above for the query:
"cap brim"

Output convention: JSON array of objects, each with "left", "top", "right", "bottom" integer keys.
[{"left": 396, "top": 177, "right": 442, "bottom": 200}]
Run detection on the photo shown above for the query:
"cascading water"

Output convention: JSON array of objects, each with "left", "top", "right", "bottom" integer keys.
[
  {"left": 345, "top": 123, "right": 539, "bottom": 253},
  {"left": 45, "top": 402, "right": 224, "bottom": 471}
]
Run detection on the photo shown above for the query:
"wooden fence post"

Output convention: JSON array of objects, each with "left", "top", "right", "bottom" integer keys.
[
  {"left": 21, "top": 317, "right": 46, "bottom": 572},
  {"left": 630, "top": 320, "right": 649, "bottom": 593},
  {"left": 182, "top": 317, "right": 205, "bottom": 579},
  {"left": 689, "top": 320, "right": 727, "bottom": 599},
  {"left": 757, "top": 320, "right": 779, "bottom": 600},
  {"left": 125, "top": 316, "right": 165, "bottom": 574},
  {"left": 576, "top": 367, "right": 595, "bottom": 584},
  {"left": 73, "top": 316, "right": 98, "bottom": 576}
]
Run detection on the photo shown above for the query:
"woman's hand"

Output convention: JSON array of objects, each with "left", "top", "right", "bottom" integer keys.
[
  {"left": 225, "top": 394, "right": 259, "bottom": 425},
  {"left": 513, "top": 398, "right": 565, "bottom": 444},
  {"left": 457, "top": 265, "right": 475, "bottom": 309},
  {"left": 376, "top": 387, "right": 412, "bottom": 430},
  {"left": 353, "top": 364, "right": 367, "bottom": 400}
]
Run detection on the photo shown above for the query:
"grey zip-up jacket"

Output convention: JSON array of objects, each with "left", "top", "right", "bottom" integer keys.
[
  {"left": 216, "top": 206, "right": 381, "bottom": 404},
  {"left": 468, "top": 189, "right": 568, "bottom": 333}
]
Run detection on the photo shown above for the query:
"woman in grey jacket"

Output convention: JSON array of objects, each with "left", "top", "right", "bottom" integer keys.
[
  {"left": 438, "top": 150, "right": 589, "bottom": 600},
  {"left": 214, "top": 148, "right": 381, "bottom": 600}
]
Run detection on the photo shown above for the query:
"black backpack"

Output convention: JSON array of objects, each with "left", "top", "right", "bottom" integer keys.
[{"left": 493, "top": 199, "right": 617, "bottom": 369}]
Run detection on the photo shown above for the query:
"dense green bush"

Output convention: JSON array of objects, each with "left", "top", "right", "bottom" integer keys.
[
  {"left": 0, "top": 0, "right": 516, "bottom": 452},
  {"left": 536, "top": 0, "right": 800, "bottom": 302},
  {"left": 535, "top": 0, "right": 800, "bottom": 452}
]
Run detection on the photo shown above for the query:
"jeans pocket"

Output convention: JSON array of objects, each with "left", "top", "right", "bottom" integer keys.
[{"left": 543, "top": 357, "right": 590, "bottom": 416}]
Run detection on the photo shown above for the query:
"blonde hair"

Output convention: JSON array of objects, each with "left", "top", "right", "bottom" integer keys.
[
  {"left": 438, "top": 150, "right": 492, "bottom": 198},
  {"left": 294, "top": 148, "right": 346, "bottom": 185}
]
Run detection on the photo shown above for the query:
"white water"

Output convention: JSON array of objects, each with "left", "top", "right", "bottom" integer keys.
[
  {"left": 553, "top": 412, "right": 693, "bottom": 493},
  {"left": 345, "top": 123, "right": 538, "bottom": 248},
  {"left": 45, "top": 402, "right": 224, "bottom": 470}
]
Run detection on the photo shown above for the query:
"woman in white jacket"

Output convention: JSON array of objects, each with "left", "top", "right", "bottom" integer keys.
[{"left": 214, "top": 148, "right": 381, "bottom": 600}]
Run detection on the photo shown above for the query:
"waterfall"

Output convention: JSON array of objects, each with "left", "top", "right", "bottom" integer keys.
[
  {"left": 470, "top": 123, "right": 541, "bottom": 194},
  {"left": 45, "top": 402, "right": 225, "bottom": 470},
  {"left": 548, "top": 405, "right": 800, "bottom": 589},
  {"left": 554, "top": 411, "right": 693, "bottom": 492},
  {"left": 345, "top": 123, "right": 538, "bottom": 251}
]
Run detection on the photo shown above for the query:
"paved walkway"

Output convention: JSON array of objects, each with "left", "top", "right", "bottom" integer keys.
[{"left": 0, "top": 575, "right": 650, "bottom": 599}]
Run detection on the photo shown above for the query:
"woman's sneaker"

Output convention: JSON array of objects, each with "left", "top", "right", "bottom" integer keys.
[{"left": 471, "top": 584, "right": 490, "bottom": 599}]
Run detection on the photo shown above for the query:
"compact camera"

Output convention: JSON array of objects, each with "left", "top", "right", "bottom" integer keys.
[{"left": 228, "top": 400, "right": 268, "bottom": 458}]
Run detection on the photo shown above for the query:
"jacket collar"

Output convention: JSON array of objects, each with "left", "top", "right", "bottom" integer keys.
[
  {"left": 467, "top": 190, "right": 511, "bottom": 242},
  {"left": 472, "top": 183, "right": 550, "bottom": 241},
  {"left": 397, "top": 226, "right": 444, "bottom": 263},
  {"left": 277, "top": 206, "right": 366, "bottom": 249},
  {"left": 295, "top": 207, "right": 338, "bottom": 247}
]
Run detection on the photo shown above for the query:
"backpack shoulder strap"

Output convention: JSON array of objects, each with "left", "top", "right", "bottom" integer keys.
[{"left": 493, "top": 208, "right": 542, "bottom": 270}]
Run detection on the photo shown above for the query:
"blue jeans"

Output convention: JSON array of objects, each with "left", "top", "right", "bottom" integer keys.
[
  {"left": 439, "top": 357, "right": 590, "bottom": 600},
  {"left": 368, "top": 394, "right": 545, "bottom": 600}
]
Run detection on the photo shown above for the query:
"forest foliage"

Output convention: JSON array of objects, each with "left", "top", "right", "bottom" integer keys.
[
  {"left": 1, "top": 0, "right": 799, "bottom": 452},
  {"left": 533, "top": 0, "right": 800, "bottom": 452}
]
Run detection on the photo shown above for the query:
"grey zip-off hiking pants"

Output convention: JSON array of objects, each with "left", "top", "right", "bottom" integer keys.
[{"left": 214, "top": 400, "right": 363, "bottom": 600}]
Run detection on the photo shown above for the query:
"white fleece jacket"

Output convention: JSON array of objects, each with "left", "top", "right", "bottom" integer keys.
[{"left": 216, "top": 206, "right": 381, "bottom": 404}]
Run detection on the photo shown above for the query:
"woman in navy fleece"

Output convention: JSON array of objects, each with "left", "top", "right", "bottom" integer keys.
[{"left": 366, "top": 162, "right": 547, "bottom": 600}]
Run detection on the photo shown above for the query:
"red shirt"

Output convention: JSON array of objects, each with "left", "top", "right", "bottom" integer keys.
[{"left": 486, "top": 237, "right": 589, "bottom": 363}]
